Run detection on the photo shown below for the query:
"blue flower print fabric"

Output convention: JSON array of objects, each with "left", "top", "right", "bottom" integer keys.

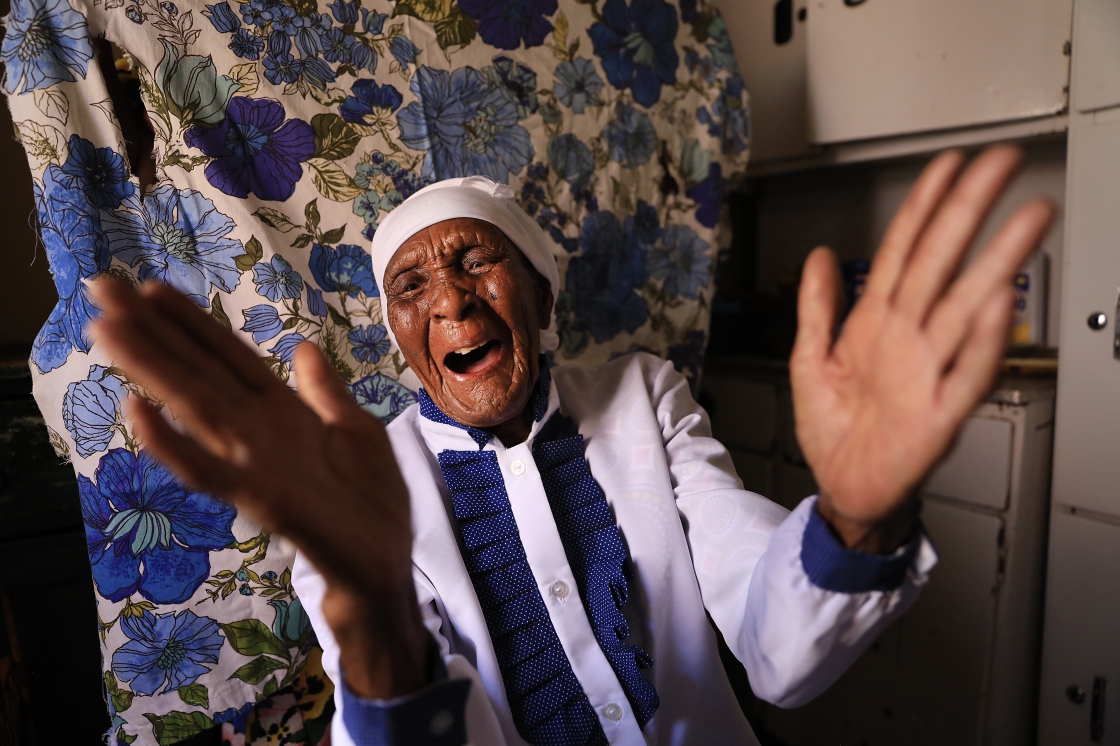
[
  {"left": 80, "top": 448, "right": 238, "bottom": 605},
  {"left": 1, "top": 0, "right": 749, "bottom": 742},
  {"left": 1, "top": 0, "right": 94, "bottom": 93},
  {"left": 113, "top": 610, "right": 225, "bottom": 697}
]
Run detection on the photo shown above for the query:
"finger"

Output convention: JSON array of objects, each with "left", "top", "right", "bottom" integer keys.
[
  {"left": 92, "top": 309, "right": 229, "bottom": 420},
  {"left": 927, "top": 199, "right": 1055, "bottom": 365},
  {"left": 90, "top": 286, "right": 252, "bottom": 451},
  {"left": 939, "top": 285, "right": 1013, "bottom": 426},
  {"left": 895, "top": 145, "right": 1025, "bottom": 321},
  {"left": 792, "top": 247, "right": 842, "bottom": 369},
  {"left": 90, "top": 279, "right": 247, "bottom": 401},
  {"left": 142, "top": 282, "right": 278, "bottom": 392},
  {"left": 126, "top": 396, "right": 243, "bottom": 498},
  {"left": 294, "top": 341, "right": 362, "bottom": 425},
  {"left": 863, "top": 149, "right": 966, "bottom": 305}
]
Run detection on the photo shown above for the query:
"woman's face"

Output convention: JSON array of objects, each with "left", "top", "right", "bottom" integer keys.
[{"left": 383, "top": 217, "right": 552, "bottom": 429}]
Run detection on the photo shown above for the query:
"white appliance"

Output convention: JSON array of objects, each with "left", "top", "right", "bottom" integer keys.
[{"left": 702, "top": 364, "right": 1055, "bottom": 745}]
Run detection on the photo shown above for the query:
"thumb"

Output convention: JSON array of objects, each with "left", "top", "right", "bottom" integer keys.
[
  {"left": 793, "top": 247, "right": 842, "bottom": 370},
  {"left": 293, "top": 341, "right": 359, "bottom": 424}
]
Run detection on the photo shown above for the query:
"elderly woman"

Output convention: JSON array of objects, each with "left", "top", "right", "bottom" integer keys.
[{"left": 89, "top": 146, "right": 1053, "bottom": 746}]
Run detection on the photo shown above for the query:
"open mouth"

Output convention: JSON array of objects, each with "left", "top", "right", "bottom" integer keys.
[{"left": 444, "top": 339, "right": 503, "bottom": 375}]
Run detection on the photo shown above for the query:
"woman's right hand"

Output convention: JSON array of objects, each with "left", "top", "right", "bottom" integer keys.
[{"left": 89, "top": 278, "right": 431, "bottom": 699}]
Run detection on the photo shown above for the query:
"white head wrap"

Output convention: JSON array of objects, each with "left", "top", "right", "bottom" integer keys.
[{"left": 369, "top": 176, "right": 561, "bottom": 353}]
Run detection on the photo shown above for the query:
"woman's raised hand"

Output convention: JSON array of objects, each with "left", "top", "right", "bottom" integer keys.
[
  {"left": 89, "top": 279, "right": 430, "bottom": 698},
  {"left": 791, "top": 146, "right": 1055, "bottom": 552}
]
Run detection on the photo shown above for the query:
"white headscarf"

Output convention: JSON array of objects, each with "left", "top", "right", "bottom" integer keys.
[{"left": 369, "top": 176, "right": 561, "bottom": 353}]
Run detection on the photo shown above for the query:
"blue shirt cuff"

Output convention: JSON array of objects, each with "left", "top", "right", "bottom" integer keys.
[
  {"left": 340, "top": 647, "right": 471, "bottom": 746},
  {"left": 800, "top": 498, "right": 924, "bottom": 593}
]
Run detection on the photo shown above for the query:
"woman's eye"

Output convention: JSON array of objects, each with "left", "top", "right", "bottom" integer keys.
[{"left": 394, "top": 276, "right": 423, "bottom": 294}]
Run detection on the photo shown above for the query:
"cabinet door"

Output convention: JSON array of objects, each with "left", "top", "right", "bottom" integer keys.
[
  {"left": 1051, "top": 116, "right": 1120, "bottom": 519},
  {"left": 1071, "top": 0, "right": 1120, "bottom": 113},
  {"left": 925, "top": 417, "right": 1013, "bottom": 511},
  {"left": 1038, "top": 511, "right": 1120, "bottom": 745},
  {"left": 761, "top": 498, "right": 1002, "bottom": 745},
  {"left": 806, "top": 0, "right": 1073, "bottom": 144}
]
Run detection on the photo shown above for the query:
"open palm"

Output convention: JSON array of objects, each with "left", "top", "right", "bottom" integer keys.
[{"left": 791, "top": 147, "right": 1054, "bottom": 550}]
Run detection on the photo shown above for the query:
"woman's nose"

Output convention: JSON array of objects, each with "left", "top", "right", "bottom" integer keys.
[{"left": 430, "top": 277, "right": 476, "bottom": 321}]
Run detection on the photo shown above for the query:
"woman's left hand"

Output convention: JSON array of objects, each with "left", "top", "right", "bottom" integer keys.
[{"left": 790, "top": 146, "right": 1055, "bottom": 552}]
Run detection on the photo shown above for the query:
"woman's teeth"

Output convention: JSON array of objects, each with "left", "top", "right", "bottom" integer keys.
[{"left": 444, "top": 339, "right": 501, "bottom": 374}]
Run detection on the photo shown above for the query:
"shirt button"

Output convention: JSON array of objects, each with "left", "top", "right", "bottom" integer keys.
[
  {"left": 550, "top": 580, "right": 569, "bottom": 600},
  {"left": 510, "top": 459, "right": 526, "bottom": 476},
  {"left": 430, "top": 710, "right": 454, "bottom": 735},
  {"left": 603, "top": 703, "right": 623, "bottom": 721}
]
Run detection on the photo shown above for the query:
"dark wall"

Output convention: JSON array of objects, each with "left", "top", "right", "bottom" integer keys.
[{"left": 0, "top": 8, "right": 60, "bottom": 354}]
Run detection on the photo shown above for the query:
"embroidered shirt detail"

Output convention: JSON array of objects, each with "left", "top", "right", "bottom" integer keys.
[
  {"left": 437, "top": 446, "right": 608, "bottom": 746},
  {"left": 532, "top": 412, "right": 660, "bottom": 727},
  {"left": 426, "top": 362, "right": 658, "bottom": 741}
]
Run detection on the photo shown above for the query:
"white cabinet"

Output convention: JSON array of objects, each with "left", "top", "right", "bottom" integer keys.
[
  {"left": 1038, "top": 2, "right": 1120, "bottom": 742},
  {"left": 1070, "top": 0, "right": 1120, "bottom": 113},
  {"left": 1049, "top": 118, "right": 1120, "bottom": 519},
  {"left": 763, "top": 499, "right": 1007, "bottom": 745},
  {"left": 716, "top": 0, "right": 1074, "bottom": 167},
  {"left": 1038, "top": 511, "right": 1120, "bottom": 744},
  {"left": 925, "top": 417, "right": 1014, "bottom": 511},
  {"left": 703, "top": 364, "right": 1055, "bottom": 746},
  {"left": 807, "top": 0, "right": 1073, "bottom": 144}
]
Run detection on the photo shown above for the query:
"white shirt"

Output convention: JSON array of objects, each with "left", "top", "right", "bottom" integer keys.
[{"left": 293, "top": 353, "right": 937, "bottom": 745}]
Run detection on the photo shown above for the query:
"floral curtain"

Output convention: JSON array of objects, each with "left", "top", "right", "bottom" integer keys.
[{"left": 0, "top": 0, "right": 749, "bottom": 741}]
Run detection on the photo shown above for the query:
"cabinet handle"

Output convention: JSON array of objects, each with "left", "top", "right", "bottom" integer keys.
[
  {"left": 1091, "top": 676, "right": 1106, "bottom": 742},
  {"left": 773, "top": 0, "right": 793, "bottom": 45}
]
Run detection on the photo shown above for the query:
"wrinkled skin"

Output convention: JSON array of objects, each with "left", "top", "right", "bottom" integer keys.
[
  {"left": 88, "top": 145, "right": 1053, "bottom": 705},
  {"left": 384, "top": 217, "right": 553, "bottom": 446}
]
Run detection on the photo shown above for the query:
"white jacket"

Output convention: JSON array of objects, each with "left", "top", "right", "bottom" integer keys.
[{"left": 293, "top": 353, "right": 937, "bottom": 745}]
